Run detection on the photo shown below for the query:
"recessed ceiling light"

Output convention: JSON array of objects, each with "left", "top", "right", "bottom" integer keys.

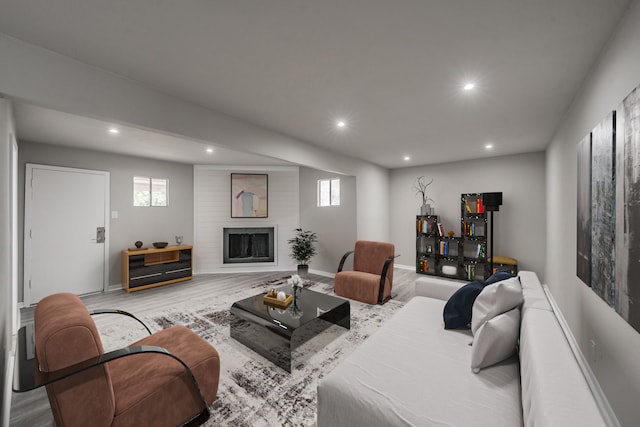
[
  {"left": 206, "top": 148, "right": 214, "bottom": 154},
  {"left": 108, "top": 128, "right": 119, "bottom": 134},
  {"left": 463, "top": 82, "right": 475, "bottom": 91},
  {"left": 336, "top": 120, "right": 346, "bottom": 128},
  {"left": 485, "top": 144, "right": 494, "bottom": 149},
  {"left": 404, "top": 156, "right": 411, "bottom": 161}
]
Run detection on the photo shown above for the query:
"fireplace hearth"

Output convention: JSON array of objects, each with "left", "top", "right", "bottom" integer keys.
[{"left": 223, "top": 227, "right": 275, "bottom": 263}]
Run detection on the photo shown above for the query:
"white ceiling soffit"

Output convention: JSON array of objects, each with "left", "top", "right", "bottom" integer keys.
[
  {"left": 12, "top": 102, "right": 292, "bottom": 166},
  {"left": 0, "top": 0, "right": 632, "bottom": 168}
]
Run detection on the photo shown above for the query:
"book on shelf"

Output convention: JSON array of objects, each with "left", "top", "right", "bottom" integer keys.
[
  {"left": 439, "top": 241, "right": 449, "bottom": 256},
  {"left": 466, "top": 264, "right": 476, "bottom": 280},
  {"left": 463, "top": 221, "right": 478, "bottom": 237},
  {"left": 418, "top": 258, "right": 429, "bottom": 273},
  {"left": 464, "top": 199, "right": 472, "bottom": 213},
  {"left": 475, "top": 244, "right": 486, "bottom": 259},
  {"left": 418, "top": 218, "right": 436, "bottom": 234},
  {"left": 437, "top": 223, "right": 444, "bottom": 236}
]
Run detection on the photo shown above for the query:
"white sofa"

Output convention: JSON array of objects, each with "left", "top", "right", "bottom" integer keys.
[{"left": 317, "top": 271, "right": 608, "bottom": 427}]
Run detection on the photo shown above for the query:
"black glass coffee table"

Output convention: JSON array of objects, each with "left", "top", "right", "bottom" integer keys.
[{"left": 230, "top": 284, "right": 350, "bottom": 372}]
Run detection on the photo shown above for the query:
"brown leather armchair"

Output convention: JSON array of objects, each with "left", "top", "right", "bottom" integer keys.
[
  {"left": 29, "top": 292, "right": 220, "bottom": 427},
  {"left": 334, "top": 240, "right": 396, "bottom": 305}
]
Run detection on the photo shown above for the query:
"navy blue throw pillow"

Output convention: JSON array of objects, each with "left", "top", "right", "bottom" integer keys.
[
  {"left": 443, "top": 280, "right": 484, "bottom": 329},
  {"left": 442, "top": 271, "right": 515, "bottom": 329},
  {"left": 483, "top": 270, "right": 515, "bottom": 286}
]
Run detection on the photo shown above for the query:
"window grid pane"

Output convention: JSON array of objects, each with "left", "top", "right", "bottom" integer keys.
[
  {"left": 318, "top": 179, "right": 330, "bottom": 207},
  {"left": 133, "top": 176, "right": 150, "bottom": 207},
  {"left": 151, "top": 178, "right": 168, "bottom": 206},
  {"left": 330, "top": 179, "right": 340, "bottom": 206}
]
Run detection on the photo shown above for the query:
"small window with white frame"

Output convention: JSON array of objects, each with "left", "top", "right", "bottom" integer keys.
[
  {"left": 317, "top": 178, "right": 340, "bottom": 207},
  {"left": 133, "top": 176, "right": 168, "bottom": 207}
]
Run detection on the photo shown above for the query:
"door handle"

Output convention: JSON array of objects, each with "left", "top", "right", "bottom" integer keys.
[{"left": 96, "top": 227, "right": 105, "bottom": 243}]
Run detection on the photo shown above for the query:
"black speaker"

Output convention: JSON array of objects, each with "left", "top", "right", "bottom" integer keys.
[{"left": 482, "top": 192, "right": 503, "bottom": 211}]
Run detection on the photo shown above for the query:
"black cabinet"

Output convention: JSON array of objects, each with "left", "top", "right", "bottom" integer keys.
[{"left": 122, "top": 245, "right": 193, "bottom": 292}]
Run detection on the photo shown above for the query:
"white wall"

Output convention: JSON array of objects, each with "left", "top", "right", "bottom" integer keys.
[
  {"left": 299, "top": 167, "right": 357, "bottom": 275},
  {"left": 355, "top": 163, "right": 390, "bottom": 242},
  {"left": 0, "top": 98, "right": 17, "bottom": 427},
  {"left": 194, "top": 165, "right": 299, "bottom": 273},
  {"left": 390, "top": 152, "right": 546, "bottom": 277},
  {"left": 18, "top": 141, "right": 195, "bottom": 290},
  {"left": 546, "top": 1, "right": 640, "bottom": 425}
]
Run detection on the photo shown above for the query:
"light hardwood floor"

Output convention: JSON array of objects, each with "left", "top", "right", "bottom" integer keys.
[{"left": 10, "top": 268, "right": 422, "bottom": 426}]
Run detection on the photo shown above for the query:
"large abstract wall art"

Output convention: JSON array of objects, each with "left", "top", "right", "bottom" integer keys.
[
  {"left": 616, "top": 85, "right": 640, "bottom": 333},
  {"left": 577, "top": 134, "right": 592, "bottom": 286},
  {"left": 578, "top": 82, "right": 640, "bottom": 334},
  {"left": 590, "top": 111, "right": 616, "bottom": 307}
]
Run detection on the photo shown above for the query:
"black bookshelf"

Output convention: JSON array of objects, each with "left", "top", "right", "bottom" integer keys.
[
  {"left": 416, "top": 215, "right": 463, "bottom": 279},
  {"left": 460, "top": 193, "right": 488, "bottom": 281},
  {"left": 415, "top": 193, "right": 493, "bottom": 281}
]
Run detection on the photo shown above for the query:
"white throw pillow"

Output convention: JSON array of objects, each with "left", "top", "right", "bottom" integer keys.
[
  {"left": 471, "top": 276, "right": 523, "bottom": 335},
  {"left": 471, "top": 307, "right": 521, "bottom": 373}
]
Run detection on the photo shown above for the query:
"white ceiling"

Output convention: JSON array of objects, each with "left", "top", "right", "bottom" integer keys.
[
  {"left": 12, "top": 101, "right": 293, "bottom": 166},
  {"left": 0, "top": 0, "right": 631, "bottom": 169}
]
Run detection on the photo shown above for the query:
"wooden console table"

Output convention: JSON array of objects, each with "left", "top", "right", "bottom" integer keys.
[{"left": 121, "top": 245, "right": 193, "bottom": 292}]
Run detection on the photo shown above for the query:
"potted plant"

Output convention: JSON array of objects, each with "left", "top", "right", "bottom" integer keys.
[
  {"left": 287, "top": 228, "right": 318, "bottom": 277},
  {"left": 414, "top": 176, "right": 435, "bottom": 215}
]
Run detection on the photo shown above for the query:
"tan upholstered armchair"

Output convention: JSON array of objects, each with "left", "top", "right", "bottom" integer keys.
[
  {"left": 334, "top": 240, "right": 396, "bottom": 305},
  {"left": 18, "top": 293, "right": 220, "bottom": 427}
]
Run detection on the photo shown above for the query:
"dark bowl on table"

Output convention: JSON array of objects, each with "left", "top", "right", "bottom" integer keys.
[{"left": 153, "top": 242, "right": 169, "bottom": 248}]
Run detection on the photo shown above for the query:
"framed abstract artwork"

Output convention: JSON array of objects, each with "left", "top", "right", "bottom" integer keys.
[
  {"left": 231, "top": 173, "right": 268, "bottom": 218},
  {"left": 576, "top": 133, "right": 592, "bottom": 286},
  {"left": 616, "top": 85, "right": 640, "bottom": 332},
  {"left": 576, "top": 111, "right": 615, "bottom": 307},
  {"left": 589, "top": 111, "right": 615, "bottom": 307},
  {"left": 576, "top": 82, "right": 640, "bottom": 334}
]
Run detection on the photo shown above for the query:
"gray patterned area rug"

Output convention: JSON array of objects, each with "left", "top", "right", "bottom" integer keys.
[{"left": 96, "top": 279, "right": 404, "bottom": 427}]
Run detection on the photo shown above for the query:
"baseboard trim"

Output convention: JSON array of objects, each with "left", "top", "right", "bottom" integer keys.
[
  {"left": 308, "top": 269, "right": 334, "bottom": 279},
  {"left": 195, "top": 267, "right": 293, "bottom": 274},
  {"left": 192, "top": 268, "right": 337, "bottom": 278},
  {"left": 542, "top": 285, "right": 620, "bottom": 427}
]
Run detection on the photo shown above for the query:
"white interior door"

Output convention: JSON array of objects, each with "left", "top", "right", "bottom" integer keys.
[{"left": 24, "top": 164, "right": 109, "bottom": 305}]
